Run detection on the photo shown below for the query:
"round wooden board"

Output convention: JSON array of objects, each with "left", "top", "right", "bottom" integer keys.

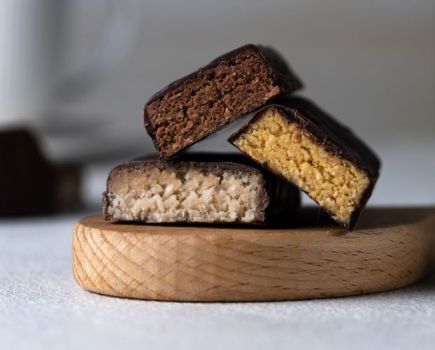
[{"left": 72, "top": 208, "right": 434, "bottom": 302}]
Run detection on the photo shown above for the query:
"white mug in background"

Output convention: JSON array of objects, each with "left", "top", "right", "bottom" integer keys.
[{"left": 0, "top": 0, "right": 141, "bottom": 128}]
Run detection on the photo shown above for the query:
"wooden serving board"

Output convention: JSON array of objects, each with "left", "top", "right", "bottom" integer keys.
[{"left": 72, "top": 208, "right": 434, "bottom": 301}]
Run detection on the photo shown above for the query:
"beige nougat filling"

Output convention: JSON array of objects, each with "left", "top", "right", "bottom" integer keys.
[
  {"left": 233, "top": 108, "right": 369, "bottom": 224},
  {"left": 106, "top": 167, "right": 264, "bottom": 223}
]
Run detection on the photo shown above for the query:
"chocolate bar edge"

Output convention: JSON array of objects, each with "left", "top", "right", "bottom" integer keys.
[
  {"left": 102, "top": 156, "right": 280, "bottom": 225},
  {"left": 228, "top": 98, "right": 380, "bottom": 230},
  {"left": 143, "top": 44, "right": 303, "bottom": 159}
]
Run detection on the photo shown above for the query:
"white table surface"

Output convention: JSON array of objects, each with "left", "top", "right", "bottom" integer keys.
[
  {"left": 0, "top": 211, "right": 434, "bottom": 350},
  {"left": 2, "top": 138, "right": 435, "bottom": 350}
]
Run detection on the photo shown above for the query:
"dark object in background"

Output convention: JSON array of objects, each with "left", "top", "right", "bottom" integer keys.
[
  {"left": 54, "top": 163, "right": 81, "bottom": 213},
  {"left": 103, "top": 154, "right": 299, "bottom": 224},
  {"left": 144, "top": 44, "right": 303, "bottom": 159},
  {"left": 229, "top": 97, "right": 381, "bottom": 230},
  {"left": 0, "top": 128, "right": 81, "bottom": 217}
]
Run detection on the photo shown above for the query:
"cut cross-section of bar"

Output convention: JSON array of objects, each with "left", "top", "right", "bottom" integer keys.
[
  {"left": 229, "top": 97, "right": 380, "bottom": 229},
  {"left": 103, "top": 156, "right": 299, "bottom": 224},
  {"left": 144, "top": 44, "right": 303, "bottom": 159}
]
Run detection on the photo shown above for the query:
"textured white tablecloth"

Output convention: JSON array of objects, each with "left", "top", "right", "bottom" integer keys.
[{"left": 0, "top": 214, "right": 434, "bottom": 350}]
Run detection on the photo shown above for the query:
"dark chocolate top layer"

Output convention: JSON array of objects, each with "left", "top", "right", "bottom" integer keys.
[
  {"left": 229, "top": 97, "right": 381, "bottom": 229},
  {"left": 107, "top": 154, "right": 265, "bottom": 183}
]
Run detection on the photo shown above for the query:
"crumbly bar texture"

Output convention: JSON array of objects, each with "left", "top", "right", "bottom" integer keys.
[
  {"left": 103, "top": 159, "right": 271, "bottom": 224},
  {"left": 144, "top": 44, "right": 303, "bottom": 159},
  {"left": 229, "top": 97, "right": 380, "bottom": 229}
]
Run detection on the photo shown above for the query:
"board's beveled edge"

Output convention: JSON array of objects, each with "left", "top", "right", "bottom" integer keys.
[{"left": 72, "top": 209, "right": 434, "bottom": 302}]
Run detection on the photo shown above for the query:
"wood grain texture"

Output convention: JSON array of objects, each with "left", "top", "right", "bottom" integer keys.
[{"left": 72, "top": 208, "right": 435, "bottom": 301}]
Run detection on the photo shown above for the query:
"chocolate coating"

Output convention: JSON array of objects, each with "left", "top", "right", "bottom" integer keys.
[
  {"left": 103, "top": 153, "right": 300, "bottom": 225},
  {"left": 229, "top": 97, "right": 381, "bottom": 229},
  {"left": 144, "top": 44, "right": 303, "bottom": 159}
]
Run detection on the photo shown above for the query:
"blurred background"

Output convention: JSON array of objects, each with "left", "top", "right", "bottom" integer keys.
[{"left": 1, "top": 0, "right": 434, "bottom": 215}]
